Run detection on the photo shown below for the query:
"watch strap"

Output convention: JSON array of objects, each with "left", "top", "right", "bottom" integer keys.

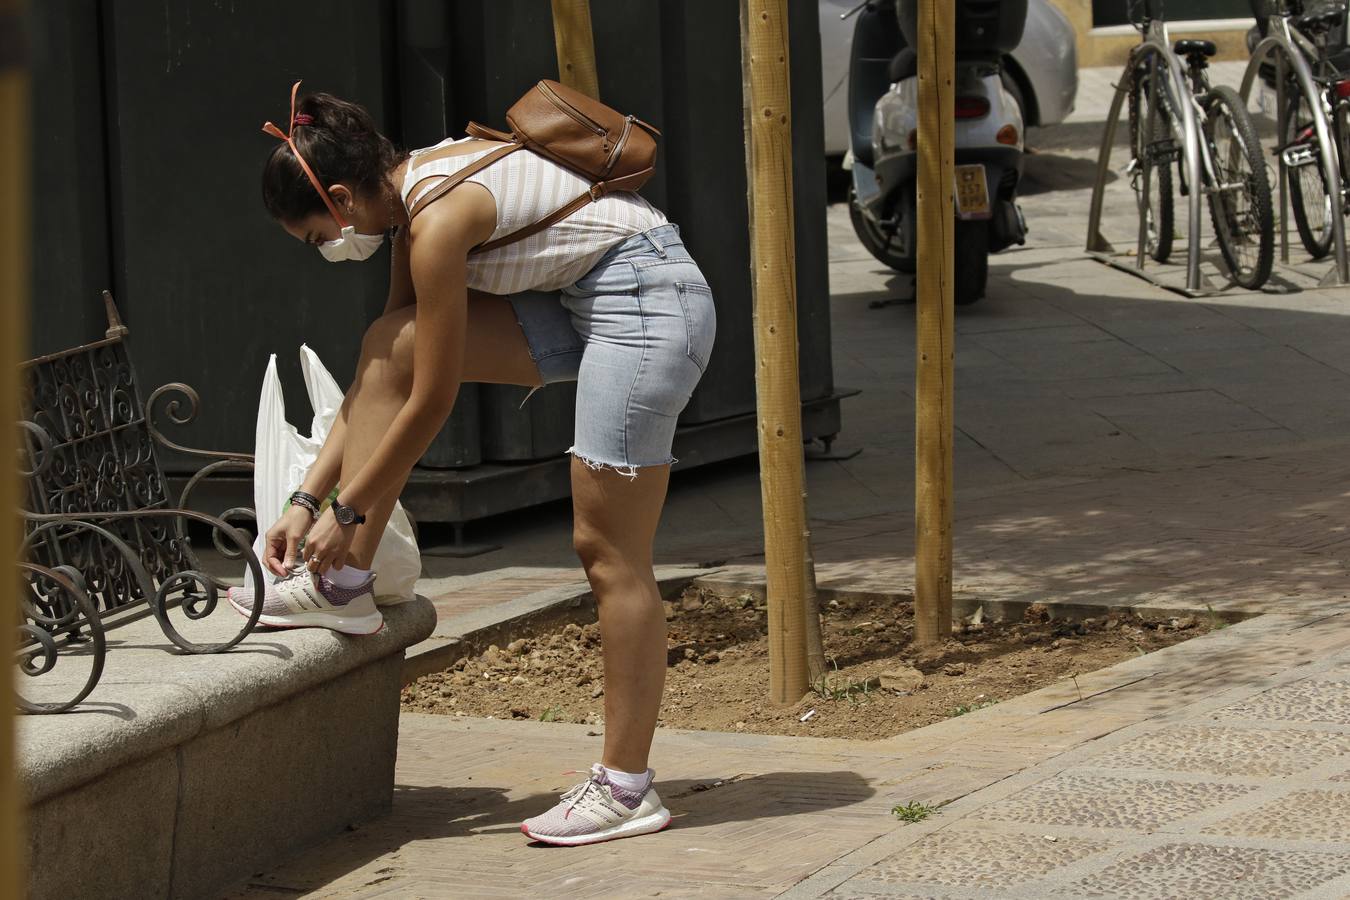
[{"left": 332, "top": 499, "right": 367, "bottom": 526}]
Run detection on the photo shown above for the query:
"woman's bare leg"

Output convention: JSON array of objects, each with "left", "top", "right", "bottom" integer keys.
[
  {"left": 570, "top": 460, "right": 672, "bottom": 773},
  {"left": 340, "top": 293, "right": 540, "bottom": 568}
]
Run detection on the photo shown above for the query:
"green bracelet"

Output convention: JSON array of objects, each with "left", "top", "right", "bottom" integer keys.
[{"left": 283, "top": 487, "right": 341, "bottom": 517}]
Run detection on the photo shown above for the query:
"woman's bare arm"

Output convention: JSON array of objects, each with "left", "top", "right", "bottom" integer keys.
[
  {"left": 295, "top": 402, "right": 349, "bottom": 502},
  {"left": 295, "top": 222, "right": 417, "bottom": 502},
  {"left": 384, "top": 226, "right": 417, "bottom": 314},
  {"left": 332, "top": 186, "right": 496, "bottom": 514}
]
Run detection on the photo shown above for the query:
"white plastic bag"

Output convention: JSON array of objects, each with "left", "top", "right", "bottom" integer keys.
[{"left": 245, "top": 345, "right": 421, "bottom": 605}]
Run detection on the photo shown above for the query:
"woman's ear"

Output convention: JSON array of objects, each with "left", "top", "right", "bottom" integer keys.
[{"left": 327, "top": 183, "right": 354, "bottom": 214}]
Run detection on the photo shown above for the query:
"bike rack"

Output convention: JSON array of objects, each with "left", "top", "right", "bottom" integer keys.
[
  {"left": 1240, "top": 14, "right": 1349, "bottom": 286},
  {"left": 1086, "top": 20, "right": 1212, "bottom": 296}
]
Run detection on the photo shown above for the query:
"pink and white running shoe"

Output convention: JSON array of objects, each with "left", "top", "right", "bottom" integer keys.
[
  {"left": 521, "top": 763, "right": 671, "bottom": 846},
  {"left": 228, "top": 565, "right": 384, "bottom": 635}
]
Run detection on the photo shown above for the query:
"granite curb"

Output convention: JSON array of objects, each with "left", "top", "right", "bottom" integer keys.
[{"left": 18, "top": 596, "right": 436, "bottom": 805}]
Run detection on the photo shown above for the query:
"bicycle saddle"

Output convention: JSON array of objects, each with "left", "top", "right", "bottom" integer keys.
[
  {"left": 1295, "top": 6, "right": 1345, "bottom": 33},
  {"left": 1173, "top": 38, "right": 1218, "bottom": 57}
]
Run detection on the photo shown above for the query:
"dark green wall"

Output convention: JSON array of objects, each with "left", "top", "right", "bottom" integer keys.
[{"left": 29, "top": 0, "right": 834, "bottom": 471}]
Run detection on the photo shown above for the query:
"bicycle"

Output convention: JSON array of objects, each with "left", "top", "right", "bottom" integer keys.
[
  {"left": 1269, "top": 1, "right": 1350, "bottom": 259},
  {"left": 1127, "top": 0, "right": 1276, "bottom": 289}
]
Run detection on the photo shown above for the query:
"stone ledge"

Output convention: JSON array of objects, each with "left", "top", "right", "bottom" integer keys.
[{"left": 18, "top": 596, "right": 436, "bottom": 805}]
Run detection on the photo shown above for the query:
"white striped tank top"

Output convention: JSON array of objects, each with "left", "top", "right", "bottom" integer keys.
[{"left": 399, "top": 137, "right": 668, "bottom": 295}]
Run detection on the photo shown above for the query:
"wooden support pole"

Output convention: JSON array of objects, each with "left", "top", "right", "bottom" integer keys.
[
  {"left": 914, "top": 0, "right": 955, "bottom": 645},
  {"left": 1, "top": 0, "right": 29, "bottom": 890},
  {"left": 741, "top": 0, "right": 811, "bottom": 704},
  {"left": 550, "top": 0, "right": 600, "bottom": 99}
]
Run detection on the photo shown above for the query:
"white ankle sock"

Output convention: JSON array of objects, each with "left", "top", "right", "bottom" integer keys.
[
  {"left": 602, "top": 765, "right": 652, "bottom": 794},
  {"left": 327, "top": 564, "right": 372, "bottom": 589}
]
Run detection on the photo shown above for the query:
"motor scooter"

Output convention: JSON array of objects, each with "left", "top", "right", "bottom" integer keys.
[{"left": 846, "top": 0, "right": 1029, "bottom": 304}]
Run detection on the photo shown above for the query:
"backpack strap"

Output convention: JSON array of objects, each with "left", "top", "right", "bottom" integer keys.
[
  {"left": 471, "top": 170, "right": 657, "bottom": 255},
  {"left": 407, "top": 142, "right": 522, "bottom": 222},
  {"left": 466, "top": 121, "right": 514, "bottom": 143},
  {"left": 474, "top": 187, "right": 598, "bottom": 254}
]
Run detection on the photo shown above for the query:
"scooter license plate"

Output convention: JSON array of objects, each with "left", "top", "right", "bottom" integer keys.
[{"left": 954, "top": 165, "right": 991, "bottom": 219}]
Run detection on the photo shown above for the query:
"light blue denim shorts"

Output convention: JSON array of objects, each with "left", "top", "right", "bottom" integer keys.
[{"left": 506, "top": 223, "right": 716, "bottom": 476}]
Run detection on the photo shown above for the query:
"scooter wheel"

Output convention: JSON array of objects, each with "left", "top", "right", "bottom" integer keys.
[{"left": 848, "top": 188, "right": 914, "bottom": 272}]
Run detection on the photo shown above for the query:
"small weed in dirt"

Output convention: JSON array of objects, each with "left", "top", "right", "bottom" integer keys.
[
  {"left": 1206, "top": 604, "right": 1228, "bottom": 630},
  {"left": 539, "top": 706, "right": 564, "bottom": 723},
  {"left": 949, "top": 698, "right": 999, "bottom": 717},
  {"left": 811, "top": 658, "right": 875, "bottom": 705},
  {"left": 892, "top": 801, "right": 938, "bottom": 824}
]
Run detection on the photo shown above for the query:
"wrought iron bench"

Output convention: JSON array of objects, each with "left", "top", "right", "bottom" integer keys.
[
  {"left": 16, "top": 294, "right": 438, "bottom": 898},
  {"left": 16, "top": 291, "right": 265, "bottom": 713}
]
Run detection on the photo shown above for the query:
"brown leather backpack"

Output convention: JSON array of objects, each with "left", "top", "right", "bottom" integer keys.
[{"left": 407, "top": 79, "right": 660, "bottom": 254}]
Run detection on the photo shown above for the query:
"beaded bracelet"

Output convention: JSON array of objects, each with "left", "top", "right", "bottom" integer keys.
[{"left": 288, "top": 490, "right": 321, "bottom": 520}]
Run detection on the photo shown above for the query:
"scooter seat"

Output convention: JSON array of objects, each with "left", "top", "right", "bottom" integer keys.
[
  {"left": 888, "top": 48, "right": 917, "bottom": 84},
  {"left": 1173, "top": 38, "right": 1218, "bottom": 58}
]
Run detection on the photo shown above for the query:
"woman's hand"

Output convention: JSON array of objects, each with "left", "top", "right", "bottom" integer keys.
[
  {"left": 300, "top": 506, "right": 358, "bottom": 577},
  {"left": 263, "top": 505, "right": 315, "bottom": 577}
]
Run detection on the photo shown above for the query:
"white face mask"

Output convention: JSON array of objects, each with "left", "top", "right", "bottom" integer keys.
[{"left": 318, "top": 225, "right": 385, "bottom": 263}]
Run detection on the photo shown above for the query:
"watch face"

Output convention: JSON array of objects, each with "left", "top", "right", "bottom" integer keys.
[{"left": 334, "top": 504, "right": 355, "bottom": 525}]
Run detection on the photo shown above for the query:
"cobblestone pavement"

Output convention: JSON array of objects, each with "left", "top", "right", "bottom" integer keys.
[
  {"left": 227, "top": 606, "right": 1350, "bottom": 899},
  {"left": 227, "top": 71, "right": 1350, "bottom": 898},
  {"left": 805, "top": 623, "right": 1350, "bottom": 900}
]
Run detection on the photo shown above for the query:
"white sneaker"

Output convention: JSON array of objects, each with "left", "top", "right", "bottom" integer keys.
[
  {"left": 521, "top": 763, "right": 671, "bottom": 846},
  {"left": 228, "top": 565, "right": 384, "bottom": 635}
]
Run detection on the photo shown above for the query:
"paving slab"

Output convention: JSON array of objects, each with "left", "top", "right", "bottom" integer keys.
[{"left": 223, "top": 603, "right": 1350, "bottom": 899}]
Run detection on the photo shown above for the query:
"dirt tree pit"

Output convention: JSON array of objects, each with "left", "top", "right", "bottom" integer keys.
[{"left": 402, "top": 585, "right": 1215, "bottom": 740}]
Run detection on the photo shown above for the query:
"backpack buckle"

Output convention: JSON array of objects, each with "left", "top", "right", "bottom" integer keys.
[{"left": 589, "top": 183, "right": 605, "bottom": 201}]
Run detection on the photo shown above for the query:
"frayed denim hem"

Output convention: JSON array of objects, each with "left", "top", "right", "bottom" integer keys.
[{"left": 566, "top": 447, "right": 677, "bottom": 480}]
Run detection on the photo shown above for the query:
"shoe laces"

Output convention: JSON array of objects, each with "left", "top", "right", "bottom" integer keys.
[
  {"left": 281, "top": 559, "right": 316, "bottom": 584},
  {"left": 559, "top": 763, "right": 609, "bottom": 818}
]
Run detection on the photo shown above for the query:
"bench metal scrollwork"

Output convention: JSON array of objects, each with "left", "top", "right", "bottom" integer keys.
[{"left": 15, "top": 292, "right": 267, "bottom": 713}]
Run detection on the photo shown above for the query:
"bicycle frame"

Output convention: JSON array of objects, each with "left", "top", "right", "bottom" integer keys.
[
  {"left": 1240, "top": 10, "right": 1349, "bottom": 284},
  {"left": 1087, "top": 17, "right": 1207, "bottom": 292},
  {"left": 1162, "top": 52, "right": 1230, "bottom": 200}
]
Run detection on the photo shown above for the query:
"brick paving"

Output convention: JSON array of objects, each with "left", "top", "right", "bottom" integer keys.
[
  {"left": 226, "top": 607, "right": 1350, "bottom": 899},
  {"left": 701, "top": 441, "right": 1350, "bottom": 620}
]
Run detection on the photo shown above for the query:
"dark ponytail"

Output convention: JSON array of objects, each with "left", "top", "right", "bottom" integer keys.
[{"left": 261, "top": 91, "right": 405, "bottom": 222}]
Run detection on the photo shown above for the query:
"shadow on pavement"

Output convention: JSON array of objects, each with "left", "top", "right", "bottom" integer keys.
[
  {"left": 406, "top": 769, "right": 874, "bottom": 841},
  {"left": 819, "top": 250, "right": 1350, "bottom": 620},
  {"left": 231, "top": 770, "right": 874, "bottom": 892},
  {"left": 1021, "top": 151, "right": 1117, "bottom": 195}
]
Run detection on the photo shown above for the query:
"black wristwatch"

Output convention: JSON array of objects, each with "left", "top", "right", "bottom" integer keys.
[{"left": 331, "top": 498, "right": 367, "bottom": 527}]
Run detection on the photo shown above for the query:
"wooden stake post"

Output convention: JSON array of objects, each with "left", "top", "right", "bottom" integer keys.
[
  {"left": 741, "top": 0, "right": 811, "bottom": 704},
  {"left": 1, "top": 0, "right": 29, "bottom": 888},
  {"left": 914, "top": 0, "right": 955, "bottom": 644},
  {"left": 550, "top": 0, "right": 600, "bottom": 99}
]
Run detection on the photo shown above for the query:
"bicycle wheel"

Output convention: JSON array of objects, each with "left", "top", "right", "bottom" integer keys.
[
  {"left": 1338, "top": 95, "right": 1350, "bottom": 226},
  {"left": 1204, "top": 86, "right": 1274, "bottom": 289},
  {"left": 1129, "top": 61, "right": 1175, "bottom": 263},
  {"left": 1285, "top": 86, "right": 1334, "bottom": 259}
]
